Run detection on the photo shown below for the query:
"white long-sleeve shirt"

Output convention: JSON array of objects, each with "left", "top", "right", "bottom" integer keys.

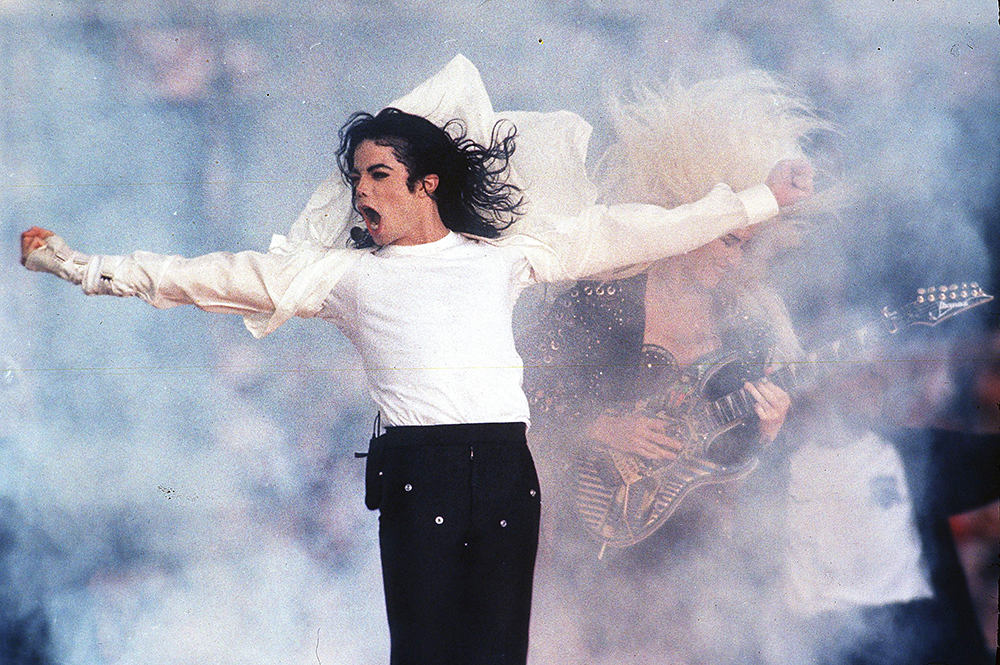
[
  {"left": 73, "top": 183, "right": 778, "bottom": 426},
  {"left": 318, "top": 232, "right": 531, "bottom": 426}
]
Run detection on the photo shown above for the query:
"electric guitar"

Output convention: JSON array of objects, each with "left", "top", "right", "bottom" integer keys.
[{"left": 573, "top": 283, "right": 993, "bottom": 551}]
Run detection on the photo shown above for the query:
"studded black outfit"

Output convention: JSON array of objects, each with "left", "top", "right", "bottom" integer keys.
[
  {"left": 520, "top": 273, "right": 771, "bottom": 451},
  {"left": 518, "top": 274, "right": 776, "bottom": 662}
]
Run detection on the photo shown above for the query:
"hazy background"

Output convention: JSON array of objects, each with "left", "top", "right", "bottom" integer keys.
[{"left": 1, "top": 0, "right": 997, "bottom": 662}]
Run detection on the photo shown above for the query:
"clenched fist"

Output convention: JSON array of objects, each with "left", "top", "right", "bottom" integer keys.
[
  {"left": 20, "top": 226, "right": 54, "bottom": 265},
  {"left": 766, "top": 159, "right": 814, "bottom": 207}
]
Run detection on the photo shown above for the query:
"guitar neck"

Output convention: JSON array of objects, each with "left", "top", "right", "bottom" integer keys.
[
  {"left": 701, "top": 282, "right": 993, "bottom": 429},
  {"left": 704, "top": 321, "right": 888, "bottom": 427}
]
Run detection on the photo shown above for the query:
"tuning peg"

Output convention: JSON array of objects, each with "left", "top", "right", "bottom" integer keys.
[
  {"left": 961, "top": 290, "right": 968, "bottom": 297},
  {"left": 917, "top": 288, "right": 926, "bottom": 295},
  {"left": 949, "top": 284, "right": 958, "bottom": 290},
  {"left": 928, "top": 286, "right": 936, "bottom": 293},
  {"left": 972, "top": 282, "right": 979, "bottom": 288},
  {"left": 950, "top": 291, "right": 957, "bottom": 299},
  {"left": 928, "top": 294, "right": 936, "bottom": 302}
]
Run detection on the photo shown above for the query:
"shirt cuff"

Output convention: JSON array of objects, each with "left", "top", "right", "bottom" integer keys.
[
  {"left": 80, "top": 256, "right": 107, "bottom": 294},
  {"left": 81, "top": 255, "right": 133, "bottom": 297},
  {"left": 737, "top": 184, "right": 780, "bottom": 225}
]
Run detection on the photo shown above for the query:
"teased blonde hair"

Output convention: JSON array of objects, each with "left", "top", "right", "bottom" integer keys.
[
  {"left": 597, "top": 71, "right": 832, "bottom": 208},
  {"left": 593, "top": 72, "right": 838, "bottom": 358}
]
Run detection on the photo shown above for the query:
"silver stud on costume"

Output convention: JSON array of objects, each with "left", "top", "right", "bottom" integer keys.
[
  {"left": 435, "top": 516, "right": 444, "bottom": 525},
  {"left": 404, "top": 483, "right": 413, "bottom": 492},
  {"left": 499, "top": 520, "right": 507, "bottom": 527}
]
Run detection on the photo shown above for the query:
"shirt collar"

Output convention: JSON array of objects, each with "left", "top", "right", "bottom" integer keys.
[{"left": 376, "top": 231, "right": 465, "bottom": 257}]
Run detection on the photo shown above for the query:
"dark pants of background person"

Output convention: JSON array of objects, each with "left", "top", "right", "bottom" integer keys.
[
  {"left": 806, "top": 598, "right": 993, "bottom": 665},
  {"left": 375, "top": 422, "right": 541, "bottom": 665}
]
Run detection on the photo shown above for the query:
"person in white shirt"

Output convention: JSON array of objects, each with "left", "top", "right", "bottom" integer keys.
[
  {"left": 19, "top": 57, "right": 812, "bottom": 665},
  {"left": 774, "top": 359, "right": 998, "bottom": 665}
]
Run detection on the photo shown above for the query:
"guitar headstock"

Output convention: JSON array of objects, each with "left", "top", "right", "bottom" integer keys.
[{"left": 882, "top": 282, "right": 994, "bottom": 333}]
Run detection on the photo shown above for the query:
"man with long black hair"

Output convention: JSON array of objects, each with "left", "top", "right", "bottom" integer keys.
[{"left": 19, "top": 57, "right": 812, "bottom": 664}]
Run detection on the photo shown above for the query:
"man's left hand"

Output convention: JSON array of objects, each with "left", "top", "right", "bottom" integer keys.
[{"left": 766, "top": 158, "right": 814, "bottom": 207}]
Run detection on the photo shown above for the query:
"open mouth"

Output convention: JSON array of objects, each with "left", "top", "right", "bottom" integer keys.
[{"left": 359, "top": 205, "right": 381, "bottom": 232}]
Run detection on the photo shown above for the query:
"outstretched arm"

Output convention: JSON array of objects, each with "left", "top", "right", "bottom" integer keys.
[
  {"left": 20, "top": 226, "right": 308, "bottom": 317},
  {"left": 517, "top": 159, "right": 813, "bottom": 283}
]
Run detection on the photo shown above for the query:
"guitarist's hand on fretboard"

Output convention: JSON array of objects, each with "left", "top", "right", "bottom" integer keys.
[
  {"left": 585, "top": 411, "right": 683, "bottom": 462},
  {"left": 744, "top": 378, "right": 792, "bottom": 443},
  {"left": 572, "top": 282, "right": 993, "bottom": 550}
]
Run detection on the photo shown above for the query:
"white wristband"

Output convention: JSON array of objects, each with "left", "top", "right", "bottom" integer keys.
[{"left": 23, "top": 235, "right": 94, "bottom": 286}]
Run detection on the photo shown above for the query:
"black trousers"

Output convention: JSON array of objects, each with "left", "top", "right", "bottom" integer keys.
[{"left": 375, "top": 422, "right": 541, "bottom": 665}]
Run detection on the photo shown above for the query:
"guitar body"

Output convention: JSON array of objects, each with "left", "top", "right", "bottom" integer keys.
[
  {"left": 566, "top": 280, "right": 992, "bottom": 551},
  {"left": 574, "top": 352, "right": 765, "bottom": 549}
]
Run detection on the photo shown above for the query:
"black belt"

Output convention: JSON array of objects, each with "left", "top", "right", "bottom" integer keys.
[{"left": 381, "top": 422, "right": 527, "bottom": 447}]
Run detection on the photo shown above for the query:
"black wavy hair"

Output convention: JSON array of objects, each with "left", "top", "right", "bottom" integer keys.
[{"left": 336, "top": 107, "right": 523, "bottom": 247}]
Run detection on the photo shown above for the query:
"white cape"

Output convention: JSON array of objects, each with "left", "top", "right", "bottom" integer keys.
[{"left": 245, "top": 55, "right": 597, "bottom": 338}]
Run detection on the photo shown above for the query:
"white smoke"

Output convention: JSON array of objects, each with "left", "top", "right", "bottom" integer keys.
[{"left": 2, "top": 0, "right": 996, "bottom": 662}]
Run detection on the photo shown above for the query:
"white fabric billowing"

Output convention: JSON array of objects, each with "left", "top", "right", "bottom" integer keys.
[
  {"left": 273, "top": 55, "right": 597, "bottom": 254},
  {"left": 255, "top": 55, "right": 601, "bottom": 338},
  {"left": 73, "top": 54, "right": 777, "bottom": 338}
]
